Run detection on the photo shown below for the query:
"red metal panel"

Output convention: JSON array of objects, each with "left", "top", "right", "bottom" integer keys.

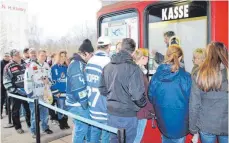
[{"left": 211, "top": 1, "right": 228, "bottom": 47}]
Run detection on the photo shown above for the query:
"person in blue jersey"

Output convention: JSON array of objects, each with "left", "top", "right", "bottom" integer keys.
[
  {"left": 85, "top": 36, "right": 111, "bottom": 143},
  {"left": 148, "top": 45, "right": 191, "bottom": 143},
  {"left": 51, "top": 50, "right": 70, "bottom": 130},
  {"left": 66, "top": 39, "right": 94, "bottom": 143}
]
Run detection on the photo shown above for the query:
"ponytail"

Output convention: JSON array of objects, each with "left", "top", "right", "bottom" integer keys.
[{"left": 165, "top": 45, "right": 183, "bottom": 72}]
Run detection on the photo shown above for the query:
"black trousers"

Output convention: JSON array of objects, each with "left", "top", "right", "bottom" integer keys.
[
  {"left": 1, "top": 86, "right": 7, "bottom": 115},
  {"left": 11, "top": 98, "right": 31, "bottom": 130}
]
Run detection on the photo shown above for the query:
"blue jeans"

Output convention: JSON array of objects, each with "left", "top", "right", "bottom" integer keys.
[
  {"left": 108, "top": 114, "right": 138, "bottom": 143},
  {"left": 161, "top": 135, "right": 185, "bottom": 143},
  {"left": 29, "top": 102, "right": 49, "bottom": 134},
  {"left": 134, "top": 119, "right": 147, "bottom": 143},
  {"left": 56, "top": 98, "right": 66, "bottom": 120},
  {"left": 67, "top": 106, "right": 90, "bottom": 143},
  {"left": 90, "top": 122, "right": 110, "bottom": 143},
  {"left": 200, "top": 132, "right": 228, "bottom": 143},
  {"left": 20, "top": 104, "right": 25, "bottom": 117}
]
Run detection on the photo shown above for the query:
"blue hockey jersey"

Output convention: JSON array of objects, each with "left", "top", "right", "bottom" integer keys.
[
  {"left": 51, "top": 64, "right": 67, "bottom": 98},
  {"left": 85, "top": 50, "right": 110, "bottom": 122},
  {"left": 66, "top": 54, "right": 88, "bottom": 107}
]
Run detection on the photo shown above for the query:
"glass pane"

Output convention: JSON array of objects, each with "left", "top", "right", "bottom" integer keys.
[
  {"left": 147, "top": 1, "right": 208, "bottom": 74},
  {"left": 100, "top": 11, "right": 138, "bottom": 49}
]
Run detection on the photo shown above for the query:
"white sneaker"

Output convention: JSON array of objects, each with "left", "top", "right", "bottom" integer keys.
[{"left": 51, "top": 120, "right": 58, "bottom": 125}]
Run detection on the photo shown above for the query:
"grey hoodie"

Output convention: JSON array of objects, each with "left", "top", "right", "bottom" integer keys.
[{"left": 99, "top": 50, "right": 146, "bottom": 117}]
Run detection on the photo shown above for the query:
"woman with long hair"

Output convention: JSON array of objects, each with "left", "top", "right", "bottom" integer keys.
[
  {"left": 189, "top": 42, "right": 228, "bottom": 143},
  {"left": 149, "top": 45, "right": 192, "bottom": 143},
  {"left": 133, "top": 49, "right": 154, "bottom": 143},
  {"left": 51, "top": 50, "right": 70, "bottom": 130}
]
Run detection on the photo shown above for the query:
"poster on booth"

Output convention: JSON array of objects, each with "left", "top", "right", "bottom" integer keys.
[{"left": 101, "top": 13, "right": 138, "bottom": 50}]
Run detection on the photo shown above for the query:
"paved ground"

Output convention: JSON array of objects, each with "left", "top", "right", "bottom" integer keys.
[{"left": 1, "top": 113, "right": 73, "bottom": 143}]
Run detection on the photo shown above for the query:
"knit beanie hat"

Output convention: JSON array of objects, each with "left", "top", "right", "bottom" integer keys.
[{"left": 79, "top": 39, "right": 94, "bottom": 53}]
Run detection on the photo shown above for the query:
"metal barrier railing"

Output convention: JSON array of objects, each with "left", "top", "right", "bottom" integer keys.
[{"left": 7, "top": 93, "right": 125, "bottom": 143}]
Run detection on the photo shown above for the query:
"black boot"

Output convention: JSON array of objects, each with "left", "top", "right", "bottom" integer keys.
[
  {"left": 58, "top": 118, "right": 65, "bottom": 130},
  {"left": 63, "top": 116, "right": 70, "bottom": 129}
]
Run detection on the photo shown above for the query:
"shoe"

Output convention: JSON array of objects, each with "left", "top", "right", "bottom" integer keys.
[
  {"left": 58, "top": 119, "right": 65, "bottom": 130},
  {"left": 51, "top": 120, "right": 58, "bottom": 125},
  {"left": 16, "top": 128, "right": 24, "bottom": 134},
  {"left": 32, "top": 133, "right": 36, "bottom": 138},
  {"left": 63, "top": 117, "right": 70, "bottom": 129},
  {"left": 44, "top": 129, "right": 53, "bottom": 134}
]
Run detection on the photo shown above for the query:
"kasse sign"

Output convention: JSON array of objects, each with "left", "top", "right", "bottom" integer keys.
[{"left": 162, "top": 5, "right": 189, "bottom": 21}]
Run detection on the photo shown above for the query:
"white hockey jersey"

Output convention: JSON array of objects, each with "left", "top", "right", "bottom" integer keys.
[
  {"left": 85, "top": 50, "right": 110, "bottom": 122},
  {"left": 24, "top": 61, "right": 52, "bottom": 100}
]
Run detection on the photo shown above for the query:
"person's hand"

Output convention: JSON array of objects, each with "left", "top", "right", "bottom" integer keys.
[
  {"left": 56, "top": 93, "right": 61, "bottom": 98},
  {"left": 42, "top": 77, "right": 49, "bottom": 85}
]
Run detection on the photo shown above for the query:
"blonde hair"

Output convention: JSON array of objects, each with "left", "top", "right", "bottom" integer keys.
[
  {"left": 133, "top": 48, "right": 148, "bottom": 62},
  {"left": 197, "top": 42, "right": 228, "bottom": 92},
  {"left": 165, "top": 45, "right": 184, "bottom": 72},
  {"left": 193, "top": 48, "right": 205, "bottom": 59}
]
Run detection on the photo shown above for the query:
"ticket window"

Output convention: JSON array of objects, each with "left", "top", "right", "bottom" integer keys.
[
  {"left": 99, "top": 10, "right": 139, "bottom": 52},
  {"left": 146, "top": 1, "right": 208, "bottom": 76}
]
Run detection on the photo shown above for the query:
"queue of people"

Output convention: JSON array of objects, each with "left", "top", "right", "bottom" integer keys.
[{"left": 0, "top": 34, "right": 228, "bottom": 143}]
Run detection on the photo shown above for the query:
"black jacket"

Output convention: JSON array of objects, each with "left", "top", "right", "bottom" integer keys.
[
  {"left": 3, "top": 60, "right": 27, "bottom": 96},
  {"left": 99, "top": 50, "right": 146, "bottom": 117},
  {"left": 189, "top": 68, "right": 228, "bottom": 135},
  {"left": 1, "top": 59, "right": 9, "bottom": 85}
]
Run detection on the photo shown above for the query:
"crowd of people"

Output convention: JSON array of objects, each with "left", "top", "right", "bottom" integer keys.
[{"left": 0, "top": 32, "right": 228, "bottom": 143}]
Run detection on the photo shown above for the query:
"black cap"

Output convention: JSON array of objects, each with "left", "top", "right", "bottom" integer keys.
[
  {"left": 10, "top": 49, "right": 19, "bottom": 57},
  {"left": 79, "top": 39, "right": 94, "bottom": 53}
]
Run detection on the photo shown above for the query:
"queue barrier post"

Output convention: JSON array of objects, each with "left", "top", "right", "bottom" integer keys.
[
  {"left": 118, "top": 128, "right": 126, "bottom": 143},
  {"left": 34, "top": 98, "right": 41, "bottom": 143}
]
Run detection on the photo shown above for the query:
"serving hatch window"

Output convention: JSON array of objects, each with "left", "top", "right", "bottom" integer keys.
[
  {"left": 147, "top": 1, "right": 208, "bottom": 74},
  {"left": 99, "top": 11, "right": 139, "bottom": 50}
]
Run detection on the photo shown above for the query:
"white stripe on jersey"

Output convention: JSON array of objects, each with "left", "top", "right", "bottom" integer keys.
[
  {"left": 85, "top": 67, "right": 102, "bottom": 73},
  {"left": 90, "top": 114, "right": 107, "bottom": 120},
  {"left": 89, "top": 110, "right": 107, "bottom": 116}
]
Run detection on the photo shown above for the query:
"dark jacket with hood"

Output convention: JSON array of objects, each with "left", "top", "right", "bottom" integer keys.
[
  {"left": 149, "top": 64, "right": 191, "bottom": 139},
  {"left": 99, "top": 50, "right": 147, "bottom": 117},
  {"left": 189, "top": 67, "right": 228, "bottom": 135}
]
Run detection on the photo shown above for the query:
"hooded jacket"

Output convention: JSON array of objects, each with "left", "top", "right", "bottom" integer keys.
[
  {"left": 99, "top": 50, "right": 146, "bottom": 117},
  {"left": 149, "top": 64, "right": 191, "bottom": 139},
  {"left": 189, "top": 67, "right": 228, "bottom": 135}
]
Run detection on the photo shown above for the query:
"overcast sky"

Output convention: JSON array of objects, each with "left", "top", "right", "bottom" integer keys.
[{"left": 20, "top": 0, "right": 102, "bottom": 40}]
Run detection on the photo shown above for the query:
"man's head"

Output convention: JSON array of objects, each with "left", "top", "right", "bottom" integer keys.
[
  {"left": 10, "top": 49, "right": 21, "bottom": 63},
  {"left": 164, "top": 31, "right": 175, "bottom": 47},
  {"left": 37, "top": 50, "right": 47, "bottom": 64},
  {"left": 29, "top": 48, "right": 37, "bottom": 60},
  {"left": 121, "top": 38, "right": 136, "bottom": 55},
  {"left": 23, "top": 48, "right": 30, "bottom": 59},
  {"left": 97, "top": 36, "right": 111, "bottom": 53},
  {"left": 78, "top": 39, "right": 94, "bottom": 62},
  {"left": 3, "top": 52, "right": 10, "bottom": 61}
]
